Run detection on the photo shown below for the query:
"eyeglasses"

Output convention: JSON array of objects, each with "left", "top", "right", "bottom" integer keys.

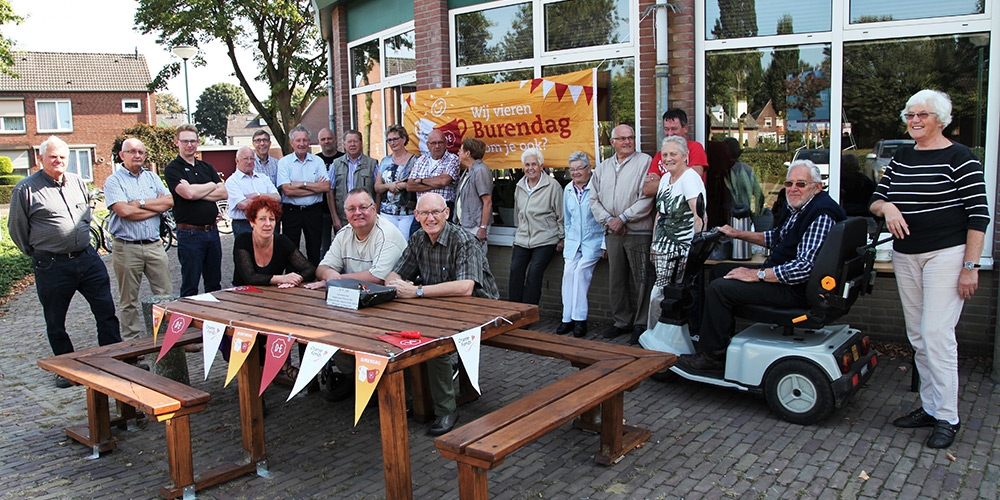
[
  {"left": 178, "top": 139, "right": 198, "bottom": 145},
  {"left": 122, "top": 149, "right": 147, "bottom": 155},
  {"left": 252, "top": 138, "right": 270, "bottom": 143},
  {"left": 345, "top": 203, "right": 374, "bottom": 214},
  {"left": 903, "top": 112, "right": 936, "bottom": 121},
  {"left": 414, "top": 208, "right": 447, "bottom": 217},
  {"left": 568, "top": 167, "right": 589, "bottom": 173},
  {"left": 386, "top": 137, "right": 403, "bottom": 143},
  {"left": 427, "top": 141, "right": 446, "bottom": 146},
  {"left": 784, "top": 181, "right": 814, "bottom": 188},
  {"left": 611, "top": 136, "right": 635, "bottom": 142}
]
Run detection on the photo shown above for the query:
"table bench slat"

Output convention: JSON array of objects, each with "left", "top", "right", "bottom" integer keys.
[
  {"left": 78, "top": 356, "right": 210, "bottom": 407},
  {"left": 38, "top": 357, "right": 182, "bottom": 416}
]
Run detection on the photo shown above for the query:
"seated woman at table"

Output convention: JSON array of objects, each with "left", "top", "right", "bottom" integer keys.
[{"left": 233, "top": 197, "right": 316, "bottom": 288}]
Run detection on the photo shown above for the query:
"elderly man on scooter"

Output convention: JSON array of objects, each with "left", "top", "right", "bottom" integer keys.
[{"left": 676, "top": 160, "right": 846, "bottom": 372}]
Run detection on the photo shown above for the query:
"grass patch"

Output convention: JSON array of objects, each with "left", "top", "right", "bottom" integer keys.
[{"left": 0, "top": 215, "right": 34, "bottom": 300}]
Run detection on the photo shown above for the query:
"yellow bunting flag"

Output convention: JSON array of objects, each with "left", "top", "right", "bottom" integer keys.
[
  {"left": 402, "top": 69, "right": 597, "bottom": 170},
  {"left": 151, "top": 305, "right": 165, "bottom": 344},
  {"left": 353, "top": 353, "right": 389, "bottom": 425},
  {"left": 225, "top": 327, "right": 258, "bottom": 387}
]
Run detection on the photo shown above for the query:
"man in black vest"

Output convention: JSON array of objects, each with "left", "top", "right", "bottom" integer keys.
[{"left": 676, "top": 160, "right": 846, "bottom": 371}]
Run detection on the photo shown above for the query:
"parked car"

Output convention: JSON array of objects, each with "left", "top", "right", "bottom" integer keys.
[
  {"left": 865, "top": 139, "right": 915, "bottom": 181},
  {"left": 785, "top": 148, "right": 830, "bottom": 187}
]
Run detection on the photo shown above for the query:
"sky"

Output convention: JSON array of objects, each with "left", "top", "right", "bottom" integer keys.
[{"left": 3, "top": 0, "right": 270, "bottom": 114}]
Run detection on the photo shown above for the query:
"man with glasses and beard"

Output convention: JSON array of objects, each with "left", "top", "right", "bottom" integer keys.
[{"left": 676, "top": 160, "right": 846, "bottom": 372}]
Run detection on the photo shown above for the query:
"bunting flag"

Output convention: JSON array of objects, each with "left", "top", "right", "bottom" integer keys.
[
  {"left": 225, "top": 327, "right": 259, "bottom": 387},
  {"left": 260, "top": 334, "right": 294, "bottom": 396},
  {"left": 402, "top": 68, "right": 598, "bottom": 169},
  {"left": 354, "top": 353, "right": 389, "bottom": 425},
  {"left": 201, "top": 320, "right": 227, "bottom": 380},
  {"left": 156, "top": 312, "right": 192, "bottom": 363},
  {"left": 151, "top": 305, "right": 165, "bottom": 344},
  {"left": 452, "top": 326, "right": 482, "bottom": 395},
  {"left": 287, "top": 342, "right": 338, "bottom": 402}
]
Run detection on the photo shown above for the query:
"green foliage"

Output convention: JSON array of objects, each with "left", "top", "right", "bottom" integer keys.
[
  {"left": 0, "top": 174, "right": 22, "bottom": 185},
  {"left": 155, "top": 92, "right": 186, "bottom": 114},
  {"left": 111, "top": 123, "right": 178, "bottom": 170},
  {"left": 136, "top": 0, "right": 327, "bottom": 154},
  {"left": 194, "top": 83, "right": 250, "bottom": 143},
  {"left": 0, "top": 155, "right": 12, "bottom": 174},
  {"left": 0, "top": 216, "right": 33, "bottom": 299},
  {"left": 742, "top": 152, "right": 788, "bottom": 185},
  {"left": 0, "top": 0, "right": 23, "bottom": 77},
  {"left": 0, "top": 185, "right": 13, "bottom": 204}
]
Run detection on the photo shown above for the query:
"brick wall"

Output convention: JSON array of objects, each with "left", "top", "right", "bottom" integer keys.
[
  {"left": 414, "top": 0, "right": 450, "bottom": 90},
  {"left": 667, "top": 0, "right": 699, "bottom": 140},
  {"left": 330, "top": 6, "right": 352, "bottom": 143},
  {"left": 485, "top": 247, "right": 996, "bottom": 355},
  {"left": 0, "top": 90, "right": 154, "bottom": 187}
]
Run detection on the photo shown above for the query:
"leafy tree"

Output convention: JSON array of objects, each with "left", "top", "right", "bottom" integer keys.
[
  {"left": 544, "top": 0, "right": 621, "bottom": 51},
  {"left": 136, "top": 0, "right": 326, "bottom": 153},
  {"left": 785, "top": 71, "right": 828, "bottom": 148},
  {"left": 456, "top": 11, "right": 495, "bottom": 67},
  {"left": 155, "top": 93, "right": 186, "bottom": 114},
  {"left": 111, "top": 123, "right": 179, "bottom": 170},
  {"left": 0, "top": 0, "right": 23, "bottom": 77},
  {"left": 193, "top": 83, "right": 250, "bottom": 143},
  {"left": 499, "top": 4, "right": 533, "bottom": 63}
]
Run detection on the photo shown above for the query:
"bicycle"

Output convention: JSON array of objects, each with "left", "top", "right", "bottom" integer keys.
[
  {"left": 160, "top": 209, "right": 177, "bottom": 249},
  {"left": 88, "top": 189, "right": 114, "bottom": 253},
  {"left": 216, "top": 199, "right": 233, "bottom": 234}
]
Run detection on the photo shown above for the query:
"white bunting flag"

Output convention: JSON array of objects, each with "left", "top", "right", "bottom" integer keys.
[
  {"left": 452, "top": 326, "right": 482, "bottom": 394},
  {"left": 201, "top": 320, "right": 226, "bottom": 380},
  {"left": 287, "top": 342, "right": 338, "bottom": 401}
]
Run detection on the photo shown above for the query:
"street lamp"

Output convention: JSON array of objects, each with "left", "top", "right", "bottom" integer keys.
[{"left": 172, "top": 45, "right": 198, "bottom": 124}]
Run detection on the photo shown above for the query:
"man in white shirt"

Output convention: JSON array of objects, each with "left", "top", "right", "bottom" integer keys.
[{"left": 226, "top": 146, "right": 281, "bottom": 236}]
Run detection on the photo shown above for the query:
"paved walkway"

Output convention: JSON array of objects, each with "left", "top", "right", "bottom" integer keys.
[{"left": 0, "top": 234, "right": 997, "bottom": 499}]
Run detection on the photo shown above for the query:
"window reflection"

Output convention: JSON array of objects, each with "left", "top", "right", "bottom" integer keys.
[
  {"left": 384, "top": 31, "right": 415, "bottom": 78},
  {"left": 544, "top": 0, "right": 629, "bottom": 51},
  {"left": 456, "top": 69, "right": 534, "bottom": 87},
  {"left": 850, "top": 0, "right": 984, "bottom": 24},
  {"left": 705, "top": 0, "right": 830, "bottom": 39},
  {"left": 352, "top": 90, "right": 385, "bottom": 158},
  {"left": 351, "top": 40, "right": 381, "bottom": 88},
  {"left": 456, "top": 3, "right": 532, "bottom": 66}
]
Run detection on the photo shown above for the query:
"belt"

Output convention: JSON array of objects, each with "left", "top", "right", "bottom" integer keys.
[
  {"left": 115, "top": 238, "right": 160, "bottom": 245},
  {"left": 282, "top": 202, "right": 322, "bottom": 211},
  {"left": 35, "top": 249, "right": 87, "bottom": 259},
  {"left": 176, "top": 223, "right": 217, "bottom": 231}
]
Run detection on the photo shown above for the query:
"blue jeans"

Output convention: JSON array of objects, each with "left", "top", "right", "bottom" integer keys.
[
  {"left": 33, "top": 246, "right": 121, "bottom": 355},
  {"left": 508, "top": 244, "right": 557, "bottom": 304},
  {"left": 177, "top": 227, "right": 223, "bottom": 297},
  {"left": 231, "top": 219, "right": 252, "bottom": 237}
]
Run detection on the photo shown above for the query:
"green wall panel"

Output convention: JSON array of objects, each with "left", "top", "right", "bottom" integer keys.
[{"left": 346, "top": 0, "right": 415, "bottom": 41}]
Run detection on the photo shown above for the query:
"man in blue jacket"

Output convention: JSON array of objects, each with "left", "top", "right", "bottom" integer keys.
[{"left": 677, "top": 160, "right": 846, "bottom": 371}]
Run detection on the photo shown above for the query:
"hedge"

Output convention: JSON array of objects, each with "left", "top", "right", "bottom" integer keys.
[
  {"left": 0, "top": 216, "right": 33, "bottom": 300},
  {"left": 0, "top": 185, "right": 13, "bottom": 204},
  {"left": 0, "top": 174, "right": 23, "bottom": 186}
]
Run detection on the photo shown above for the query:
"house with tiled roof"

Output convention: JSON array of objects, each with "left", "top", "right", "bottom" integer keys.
[{"left": 0, "top": 51, "right": 156, "bottom": 186}]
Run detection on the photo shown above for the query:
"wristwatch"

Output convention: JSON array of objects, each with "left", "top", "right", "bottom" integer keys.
[
  {"left": 757, "top": 269, "right": 766, "bottom": 282},
  {"left": 479, "top": 225, "right": 487, "bottom": 230},
  {"left": 963, "top": 261, "right": 981, "bottom": 271},
  {"left": 138, "top": 198, "right": 145, "bottom": 208},
  {"left": 416, "top": 286, "right": 424, "bottom": 298}
]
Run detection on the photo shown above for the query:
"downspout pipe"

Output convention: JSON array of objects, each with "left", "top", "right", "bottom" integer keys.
[{"left": 654, "top": 3, "right": 679, "bottom": 140}]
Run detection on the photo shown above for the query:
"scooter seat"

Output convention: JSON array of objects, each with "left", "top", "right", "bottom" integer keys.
[{"left": 733, "top": 303, "right": 825, "bottom": 330}]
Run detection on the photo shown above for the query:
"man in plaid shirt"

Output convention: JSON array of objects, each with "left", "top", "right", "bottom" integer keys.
[
  {"left": 677, "top": 160, "right": 846, "bottom": 372},
  {"left": 406, "top": 130, "right": 459, "bottom": 215}
]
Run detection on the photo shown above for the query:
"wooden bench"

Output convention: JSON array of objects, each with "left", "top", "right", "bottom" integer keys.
[
  {"left": 37, "top": 330, "right": 256, "bottom": 499},
  {"left": 436, "top": 329, "right": 675, "bottom": 499}
]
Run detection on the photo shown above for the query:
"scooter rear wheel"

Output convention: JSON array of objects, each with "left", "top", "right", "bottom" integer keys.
[{"left": 764, "top": 359, "right": 835, "bottom": 425}]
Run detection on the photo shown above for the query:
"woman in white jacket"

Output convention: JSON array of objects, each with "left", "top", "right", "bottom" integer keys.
[{"left": 557, "top": 151, "right": 604, "bottom": 337}]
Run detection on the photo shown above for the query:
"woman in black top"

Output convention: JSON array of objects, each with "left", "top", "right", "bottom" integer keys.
[
  {"left": 870, "top": 89, "right": 990, "bottom": 450},
  {"left": 233, "top": 197, "right": 315, "bottom": 287}
]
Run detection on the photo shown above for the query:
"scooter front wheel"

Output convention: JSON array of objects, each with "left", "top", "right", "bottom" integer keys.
[{"left": 764, "top": 359, "right": 835, "bottom": 425}]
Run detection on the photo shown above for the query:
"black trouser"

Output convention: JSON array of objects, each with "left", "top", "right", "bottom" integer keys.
[{"left": 282, "top": 202, "right": 323, "bottom": 266}]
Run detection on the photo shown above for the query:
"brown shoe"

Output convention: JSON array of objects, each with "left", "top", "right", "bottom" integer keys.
[
  {"left": 676, "top": 349, "right": 726, "bottom": 372},
  {"left": 184, "top": 344, "right": 202, "bottom": 353}
]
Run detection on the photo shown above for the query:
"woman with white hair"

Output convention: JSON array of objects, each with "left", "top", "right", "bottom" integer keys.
[
  {"left": 509, "top": 147, "right": 564, "bottom": 304},
  {"left": 557, "top": 151, "right": 603, "bottom": 337},
  {"left": 870, "top": 89, "right": 990, "bottom": 449}
]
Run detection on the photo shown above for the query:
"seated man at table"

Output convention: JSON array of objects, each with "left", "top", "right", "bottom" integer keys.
[
  {"left": 675, "top": 160, "right": 845, "bottom": 372},
  {"left": 308, "top": 188, "right": 408, "bottom": 285},
  {"left": 385, "top": 193, "right": 500, "bottom": 436}
]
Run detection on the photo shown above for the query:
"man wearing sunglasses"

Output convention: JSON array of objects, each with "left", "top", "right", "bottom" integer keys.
[{"left": 676, "top": 160, "right": 846, "bottom": 372}]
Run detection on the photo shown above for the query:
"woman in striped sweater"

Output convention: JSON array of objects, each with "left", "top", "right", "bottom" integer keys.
[{"left": 869, "top": 89, "right": 990, "bottom": 450}]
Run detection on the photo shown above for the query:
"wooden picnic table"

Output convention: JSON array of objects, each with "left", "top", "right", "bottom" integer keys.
[{"left": 160, "top": 286, "right": 538, "bottom": 500}]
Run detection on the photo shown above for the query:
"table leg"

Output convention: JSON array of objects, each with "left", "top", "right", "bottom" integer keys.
[
  {"left": 408, "top": 363, "right": 433, "bottom": 423},
  {"left": 238, "top": 342, "right": 266, "bottom": 461},
  {"left": 378, "top": 370, "right": 413, "bottom": 500}
]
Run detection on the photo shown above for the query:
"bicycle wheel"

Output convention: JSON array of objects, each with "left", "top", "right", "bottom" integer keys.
[
  {"left": 216, "top": 200, "right": 233, "bottom": 234},
  {"left": 89, "top": 226, "right": 102, "bottom": 251}
]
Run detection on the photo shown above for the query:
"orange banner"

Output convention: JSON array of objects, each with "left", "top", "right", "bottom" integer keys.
[{"left": 402, "top": 69, "right": 598, "bottom": 170}]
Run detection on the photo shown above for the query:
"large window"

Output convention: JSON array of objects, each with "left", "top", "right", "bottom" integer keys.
[
  {"left": 67, "top": 148, "right": 92, "bottom": 182},
  {"left": 0, "top": 99, "right": 25, "bottom": 133},
  {"left": 698, "top": 0, "right": 997, "bottom": 262},
  {"left": 348, "top": 25, "right": 416, "bottom": 159},
  {"left": 36, "top": 99, "right": 73, "bottom": 132}
]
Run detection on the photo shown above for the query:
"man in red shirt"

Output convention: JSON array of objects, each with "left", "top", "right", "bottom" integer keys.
[{"left": 642, "top": 109, "right": 709, "bottom": 197}]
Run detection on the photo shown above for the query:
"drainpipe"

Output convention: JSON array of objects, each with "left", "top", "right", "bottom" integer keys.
[
  {"left": 654, "top": 3, "right": 679, "bottom": 141},
  {"left": 311, "top": 1, "right": 337, "bottom": 136}
]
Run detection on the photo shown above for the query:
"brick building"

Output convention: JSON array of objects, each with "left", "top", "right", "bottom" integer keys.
[
  {"left": 311, "top": 1, "right": 1000, "bottom": 355},
  {"left": 0, "top": 51, "right": 155, "bottom": 187}
]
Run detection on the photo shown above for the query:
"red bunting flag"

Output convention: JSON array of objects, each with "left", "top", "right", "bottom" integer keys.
[
  {"left": 259, "top": 334, "right": 294, "bottom": 396},
  {"left": 156, "top": 312, "right": 192, "bottom": 362}
]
